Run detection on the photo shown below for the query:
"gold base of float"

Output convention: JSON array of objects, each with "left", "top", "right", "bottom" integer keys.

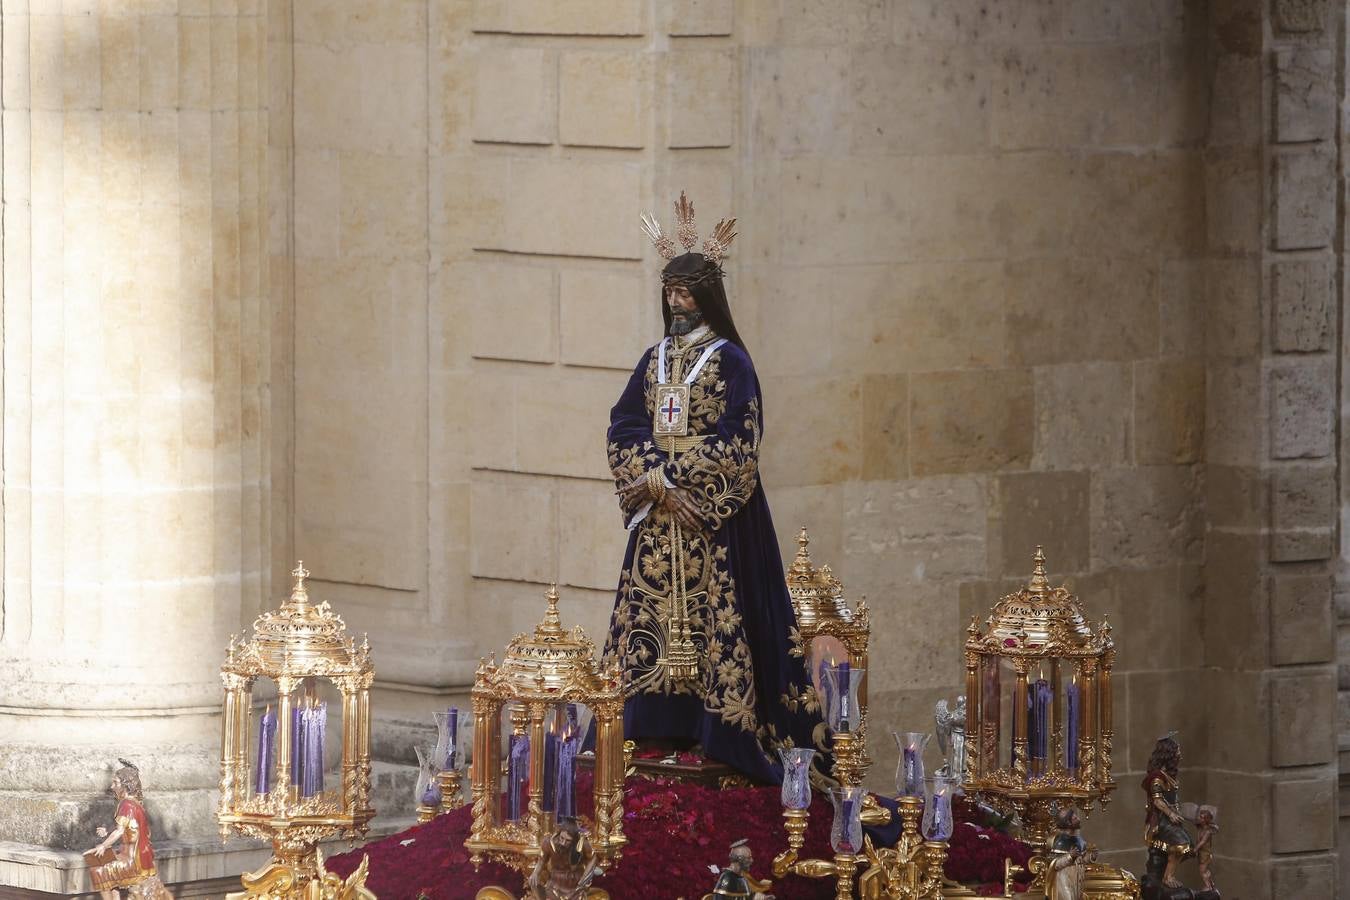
[
  {"left": 473, "top": 890, "right": 609, "bottom": 900},
  {"left": 226, "top": 846, "right": 375, "bottom": 900}
]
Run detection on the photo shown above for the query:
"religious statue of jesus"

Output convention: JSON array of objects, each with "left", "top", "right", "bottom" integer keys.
[{"left": 603, "top": 192, "right": 827, "bottom": 784}]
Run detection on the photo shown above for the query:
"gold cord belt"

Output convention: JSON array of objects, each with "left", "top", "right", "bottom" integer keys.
[{"left": 654, "top": 434, "right": 707, "bottom": 454}]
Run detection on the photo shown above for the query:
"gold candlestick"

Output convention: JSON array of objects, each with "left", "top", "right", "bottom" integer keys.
[
  {"left": 834, "top": 853, "right": 858, "bottom": 900},
  {"left": 783, "top": 807, "right": 809, "bottom": 852},
  {"left": 438, "top": 767, "right": 465, "bottom": 812}
]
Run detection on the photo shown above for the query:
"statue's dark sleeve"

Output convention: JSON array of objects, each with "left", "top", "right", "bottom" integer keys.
[{"left": 607, "top": 347, "right": 662, "bottom": 526}]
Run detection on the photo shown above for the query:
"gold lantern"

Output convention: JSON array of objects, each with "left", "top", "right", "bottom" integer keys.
[
  {"left": 785, "top": 527, "right": 872, "bottom": 785},
  {"left": 963, "top": 547, "right": 1117, "bottom": 888},
  {"left": 218, "top": 563, "right": 376, "bottom": 899},
  {"left": 465, "top": 585, "right": 626, "bottom": 887}
]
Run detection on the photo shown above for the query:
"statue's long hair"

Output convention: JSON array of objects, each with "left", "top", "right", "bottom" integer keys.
[
  {"left": 1147, "top": 737, "right": 1180, "bottom": 777},
  {"left": 660, "top": 253, "right": 746, "bottom": 351},
  {"left": 113, "top": 758, "right": 145, "bottom": 801}
]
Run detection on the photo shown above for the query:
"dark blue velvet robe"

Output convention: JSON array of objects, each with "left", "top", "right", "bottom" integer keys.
[{"left": 603, "top": 331, "right": 829, "bottom": 784}]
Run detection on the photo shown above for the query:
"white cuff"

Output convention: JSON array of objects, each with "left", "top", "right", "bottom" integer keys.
[{"left": 628, "top": 502, "right": 653, "bottom": 530}]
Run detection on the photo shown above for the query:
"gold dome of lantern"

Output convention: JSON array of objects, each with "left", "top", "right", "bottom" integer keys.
[
  {"left": 972, "top": 547, "right": 1107, "bottom": 657},
  {"left": 481, "top": 584, "right": 619, "bottom": 699},
  {"left": 232, "top": 561, "right": 369, "bottom": 675},
  {"left": 786, "top": 527, "right": 862, "bottom": 632}
]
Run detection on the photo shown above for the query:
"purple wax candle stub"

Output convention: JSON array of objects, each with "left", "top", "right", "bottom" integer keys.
[
  {"left": 904, "top": 745, "right": 924, "bottom": 796},
  {"left": 291, "top": 704, "right": 304, "bottom": 789},
  {"left": 315, "top": 703, "right": 326, "bottom": 794},
  {"left": 422, "top": 781, "right": 440, "bottom": 806},
  {"left": 255, "top": 708, "right": 276, "bottom": 795},
  {"left": 542, "top": 731, "right": 559, "bottom": 813},
  {"left": 1031, "top": 679, "right": 1052, "bottom": 763},
  {"left": 838, "top": 662, "right": 851, "bottom": 723},
  {"left": 1066, "top": 678, "right": 1080, "bottom": 771},
  {"left": 555, "top": 729, "right": 579, "bottom": 818},
  {"left": 507, "top": 732, "right": 530, "bottom": 821}
]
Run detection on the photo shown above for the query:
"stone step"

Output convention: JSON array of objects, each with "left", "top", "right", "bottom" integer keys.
[{"left": 370, "top": 760, "right": 421, "bottom": 823}]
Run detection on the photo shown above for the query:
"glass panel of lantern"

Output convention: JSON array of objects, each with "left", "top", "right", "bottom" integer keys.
[
  {"left": 498, "top": 702, "right": 591, "bottom": 825},
  {"left": 808, "top": 635, "right": 850, "bottom": 704}
]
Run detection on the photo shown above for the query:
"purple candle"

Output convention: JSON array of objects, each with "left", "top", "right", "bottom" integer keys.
[
  {"left": 840, "top": 792, "right": 860, "bottom": 853},
  {"left": 291, "top": 702, "right": 304, "bottom": 790},
  {"left": 1066, "top": 676, "right": 1080, "bottom": 771},
  {"left": 901, "top": 735, "right": 925, "bottom": 797},
  {"left": 837, "top": 661, "right": 852, "bottom": 725},
  {"left": 312, "top": 702, "right": 326, "bottom": 795},
  {"left": 817, "top": 657, "right": 832, "bottom": 720},
  {"left": 446, "top": 707, "right": 460, "bottom": 769},
  {"left": 542, "top": 725, "right": 560, "bottom": 813},
  {"left": 982, "top": 661, "right": 1000, "bottom": 768},
  {"left": 554, "top": 715, "right": 579, "bottom": 818},
  {"left": 1031, "top": 679, "right": 1052, "bottom": 767},
  {"left": 506, "top": 732, "right": 529, "bottom": 821},
  {"left": 254, "top": 706, "right": 276, "bottom": 795}
]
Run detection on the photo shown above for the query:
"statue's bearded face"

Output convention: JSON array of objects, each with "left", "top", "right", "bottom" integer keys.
[{"left": 666, "top": 285, "right": 703, "bottom": 335}]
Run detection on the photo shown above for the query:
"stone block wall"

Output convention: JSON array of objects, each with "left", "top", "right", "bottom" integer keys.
[{"left": 738, "top": 0, "right": 1211, "bottom": 865}]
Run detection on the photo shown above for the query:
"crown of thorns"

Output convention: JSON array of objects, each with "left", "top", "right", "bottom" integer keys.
[{"left": 640, "top": 191, "right": 738, "bottom": 267}]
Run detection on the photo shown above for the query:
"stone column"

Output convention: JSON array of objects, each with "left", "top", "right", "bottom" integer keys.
[
  {"left": 1203, "top": 1, "right": 1341, "bottom": 896},
  {"left": 0, "top": 0, "right": 270, "bottom": 849}
]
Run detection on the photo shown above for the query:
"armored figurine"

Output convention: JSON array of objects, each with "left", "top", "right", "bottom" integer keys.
[
  {"left": 528, "top": 818, "right": 608, "bottom": 900},
  {"left": 1143, "top": 736, "right": 1190, "bottom": 889},
  {"left": 83, "top": 759, "right": 172, "bottom": 900},
  {"left": 708, "top": 840, "right": 773, "bottom": 900},
  {"left": 934, "top": 695, "right": 967, "bottom": 784}
]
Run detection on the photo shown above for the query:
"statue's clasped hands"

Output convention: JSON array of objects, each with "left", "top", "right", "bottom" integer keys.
[{"left": 617, "top": 476, "right": 703, "bottom": 532}]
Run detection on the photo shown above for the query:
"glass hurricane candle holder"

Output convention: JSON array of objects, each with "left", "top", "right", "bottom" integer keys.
[
  {"left": 823, "top": 664, "right": 864, "bottom": 734},
  {"left": 829, "top": 786, "right": 865, "bottom": 855},
  {"left": 893, "top": 731, "right": 931, "bottom": 798},
  {"left": 922, "top": 774, "right": 956, "bottom": 842},
  {"left": 779, "top": 747, "right": 816, "bottom": 810},
  {"left": 414, "top": 741, "right": 441, "bottom": 819}
]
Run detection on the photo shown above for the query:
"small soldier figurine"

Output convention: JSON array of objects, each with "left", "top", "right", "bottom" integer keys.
[
  {"left": 83, "top": 759, "right": 172, "bottom": 899},
  {"left": 710, "top": 840, "right": 773, "bottom": 900}
]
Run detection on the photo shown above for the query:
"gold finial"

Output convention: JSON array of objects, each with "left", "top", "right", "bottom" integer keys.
[
  {"left": 290, "top": 560, "right": 311, "bottom": 605},
  {"left": 967, "top": 615, "right": 981, "bottom": 637},
  {"left": 538, "top": 583, "right": 564, "bottom": 638},
  {"left": 788, "top": 526, "right": 814, "bottom": 580},
  {"left": 1028, "top": 546, "right": 1050, "bottom": 596}
]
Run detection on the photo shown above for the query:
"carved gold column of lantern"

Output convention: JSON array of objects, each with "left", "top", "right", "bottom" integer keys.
[
  {"left": 786, "top": 527, "right": 872, "bottom": 786},
  {"left": 465, "top": 585, "right": 626, "bottom": 895},
  {"left": 218, "top": 563, "right": 376, "bottom": 900},
  {"left": 963, "top": 548, "right": 1121, "bottom": 893}
]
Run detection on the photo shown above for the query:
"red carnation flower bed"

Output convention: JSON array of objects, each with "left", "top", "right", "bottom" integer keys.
[{"left": 326, "top": 780, "right": 1030, "bottom": 899}]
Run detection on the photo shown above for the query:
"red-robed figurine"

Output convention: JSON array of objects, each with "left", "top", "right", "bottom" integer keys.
[{"left": 84, "top": 759, "right": 171, "bottom": 899}]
